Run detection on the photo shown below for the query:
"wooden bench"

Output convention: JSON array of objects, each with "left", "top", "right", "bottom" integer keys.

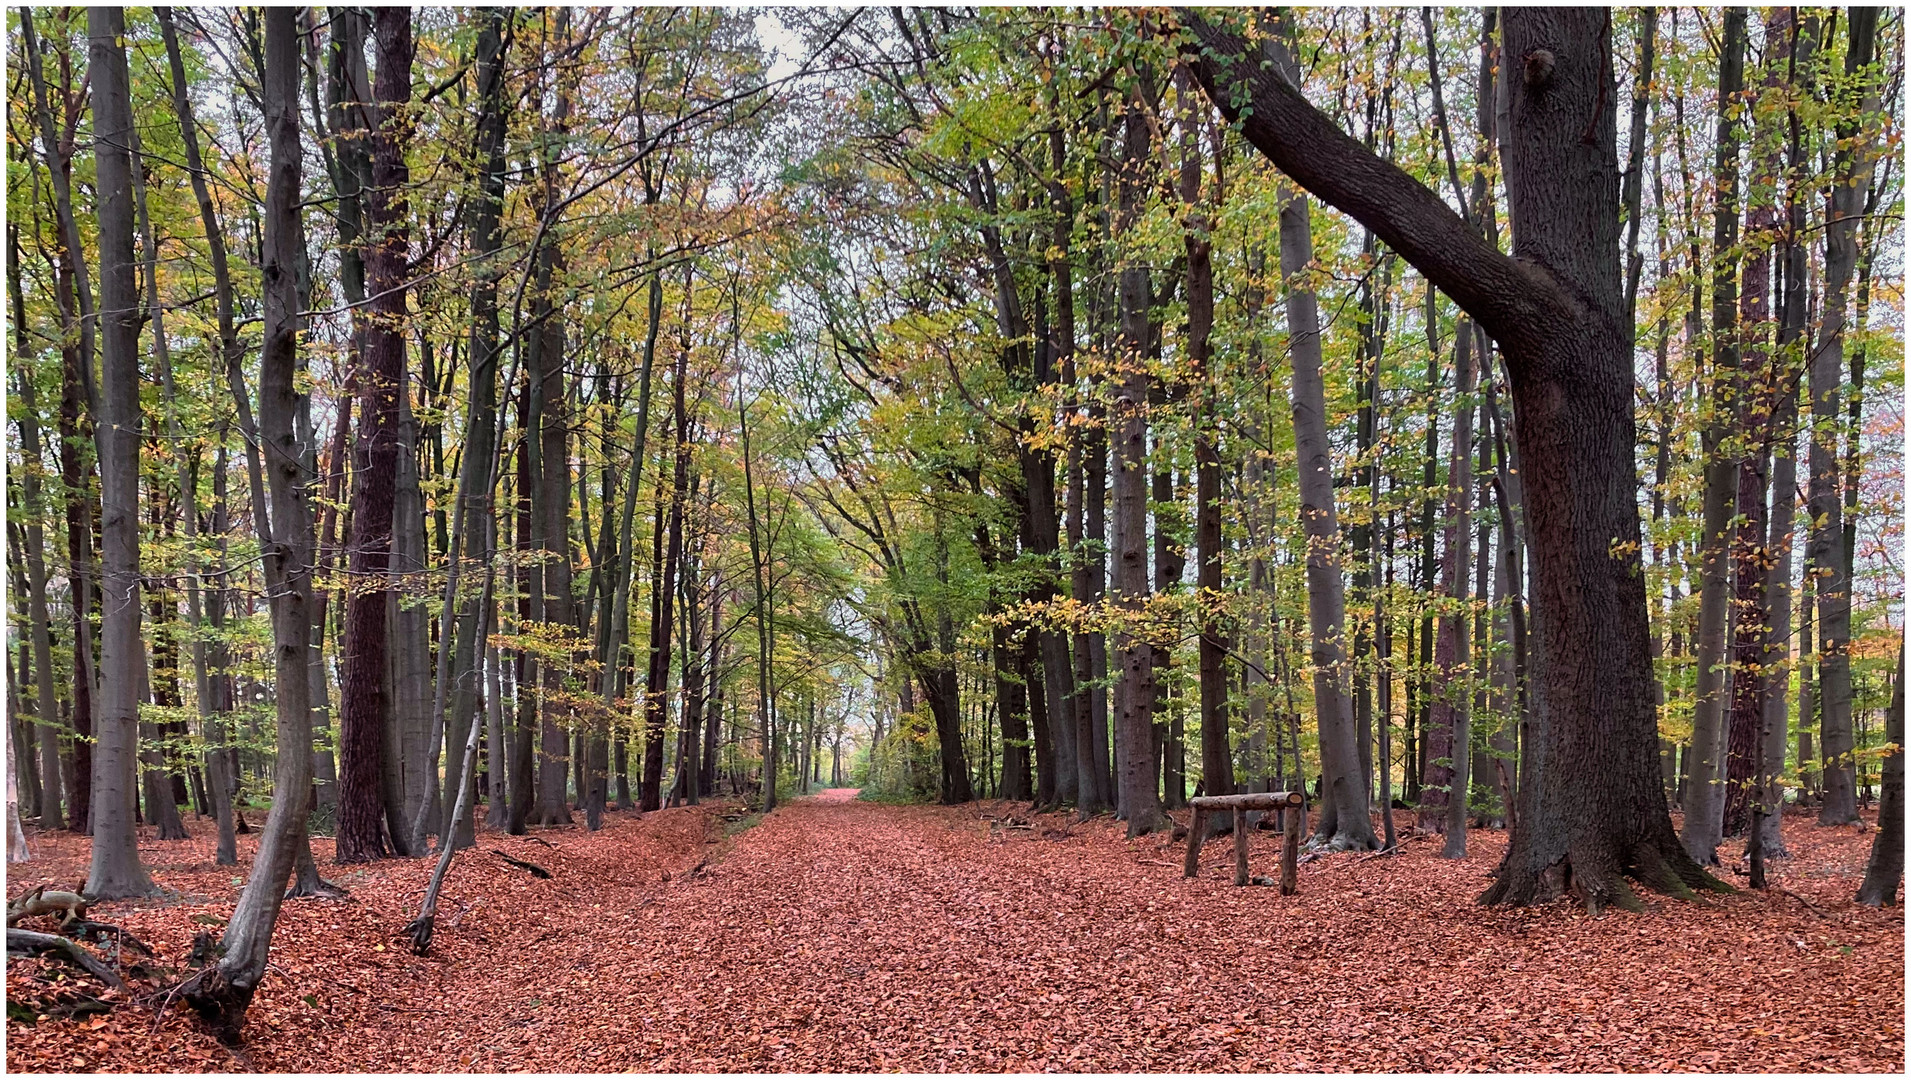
[{"left": 1183, "top": 791, "right": 1303, "bottom": 893}]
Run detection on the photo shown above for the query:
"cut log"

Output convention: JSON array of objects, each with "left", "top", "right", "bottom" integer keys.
[{"left": 1190, "top": 791, "right": 1304, "bottom": 811}]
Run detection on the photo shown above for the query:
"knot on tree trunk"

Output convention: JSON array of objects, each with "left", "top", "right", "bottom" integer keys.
[{"left": 1523, "top": 49, "right": 1556, "bottom": 88}]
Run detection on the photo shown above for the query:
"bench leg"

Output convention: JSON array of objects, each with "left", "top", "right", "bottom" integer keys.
[
  {"left": 1232, "top": 808, "right": 1249, "bottom": 886},
  {"left": 1183, "top": 808, "right": 1206, "bottom": 878},
  {"left": 1280, "top": 798, "right": 1300, "bottom": 895}
]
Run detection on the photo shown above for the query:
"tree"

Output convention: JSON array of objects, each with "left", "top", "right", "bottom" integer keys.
[
  {"left": 1811, "top": 7, "right": 1880, "bottom": 829},
  {"left": 336, "top": 5, "right": 414, "bottom": 864},
  {"left": 1110, "top": 74, "right": 1169, "bottom": 839},
  {"left": 185, "top": 6, "right": 318, "bottom": 1039},
  {"left": 83, "top": 5, "right": 157, "bottom": 900},
  {"left": 1183, "top": 8, "right": 1719, "bottom": 908},
  {"left": 1855, "top": 648, "right": 1903, "bottom": 906}
]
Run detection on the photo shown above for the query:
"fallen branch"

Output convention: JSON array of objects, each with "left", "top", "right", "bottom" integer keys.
[
  {"left": 490, "top": 850, "right": 553, "bottom": 879},
  {"left": 1778, "top": 888, "right": 1832, "bottom": 920},
  {"left": 7, "top": 928, "right": 127, "bottom": 990},
  {"left": 1359, "top": 844, "right": 1402, "bottom": 862}
]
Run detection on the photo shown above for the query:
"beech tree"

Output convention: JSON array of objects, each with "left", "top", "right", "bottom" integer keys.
[
  {"left": 1182, "top": 8, "right": 1720, "bottom": 908},
  {"left": 183, "top": 6, "right": 317, "bottom": 1039}
]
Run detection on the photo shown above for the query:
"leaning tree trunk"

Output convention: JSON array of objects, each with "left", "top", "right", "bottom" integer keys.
[
  {"left": 336, "top": 6, "right": 414, "bottom": 863},
  {"left": 84, "top": 7, "right": 158, "bottom": 900},
  {"left": 185, "top": 9, "right": 317, "bottom": 1040},
  {"left": 1184, "top": 7, "right": 1716, "bottom": 909},
  {"left": 158, "top": 5, "right": 249, "bottom": 865},
  {"left": 1277, "top": 178, "right": 1375, "bottom": 852}
]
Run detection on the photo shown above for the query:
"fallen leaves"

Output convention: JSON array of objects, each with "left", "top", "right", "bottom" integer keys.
[{"left": 3, "top": 799, "right": 1902, "bottom": 1072}]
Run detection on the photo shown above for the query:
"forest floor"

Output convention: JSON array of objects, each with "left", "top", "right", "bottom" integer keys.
[{"left": 5, "top": 794, "right": 1903, "bottom": 1072}]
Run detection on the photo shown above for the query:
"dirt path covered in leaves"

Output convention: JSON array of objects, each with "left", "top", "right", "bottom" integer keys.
[{"left": 6, "top": 797, "right": 1903, "bottom": 1072}]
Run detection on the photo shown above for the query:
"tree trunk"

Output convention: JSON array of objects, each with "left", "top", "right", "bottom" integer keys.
[
  {"left": 11, "top": 294, "right": 65, "bottom": 832},
  {"left": 336, "top": 7, "right": 413, "bottom": 863},
  {"left": 82, "top": 7, "right": 158, "bottom": 899},
  {"left": 1810, "top": 8, "right": 1877, "bottom": 829},
  {"left": 1678, "top": 7, "right": 1751, "bottom": 864},
  {"left": 1111, "top": 80, "right": 1169, "bottom": 838},
  {"left": 22, "top": 10, "right": 98, "bottom": 838},
  {"left": 186, "top": 10, "right": 317, "bottom": 1037},
  {"left": 1185, "top": 7, "right": 1716, "bottom": 908},
  {"left": 640, "top": 336, "right": 693, "bottom": 813},
  {"left": 1856, "top": 650, "right": 1903, "bottom": 906}
]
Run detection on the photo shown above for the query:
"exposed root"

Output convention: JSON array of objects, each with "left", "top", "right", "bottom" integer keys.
[
  {"left": 404, "top": 915, "right": 434, "bottom": 956},
  {"left": 178, "top": 963, "right": 254, "bottom": 1047}
]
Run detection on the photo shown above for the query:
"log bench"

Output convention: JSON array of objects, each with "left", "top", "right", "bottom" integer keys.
[{"left": 1182, "top": 791, "right": 1303, "bottom": 893}]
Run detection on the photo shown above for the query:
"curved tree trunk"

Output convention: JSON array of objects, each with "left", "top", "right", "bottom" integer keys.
[
  {"left": 185, "top": 10, "right": 316, "bottom": 1038},
  {"left": 1184, "top": 7, "right": 1714, "bottom": 908}
]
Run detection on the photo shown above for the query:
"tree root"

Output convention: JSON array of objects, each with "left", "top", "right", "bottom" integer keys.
[
  {"left": 403, "top": 915, "right": 434, "bottom": 956},
  {"left": 177, "top": 963, "right": 254, "bottom": 1047}
]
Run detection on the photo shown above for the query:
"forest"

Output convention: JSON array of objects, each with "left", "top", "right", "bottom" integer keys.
[{"left": 3, "top": 5, "right": 1905, "bottom": 1072}]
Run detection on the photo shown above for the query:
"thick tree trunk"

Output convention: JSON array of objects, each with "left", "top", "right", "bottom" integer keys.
[
  {"left": 83, "top": 8, "right": 158, "bottom": 899},
  {"left": 1856, "top": 651, "right": 1903, "bottom": 906},
  {"left": 1185, "top": 7, "right": 1714, "bottom": 907},
  {"left": 336, "top": 7, "right": 414, "bottom": 863},
  {"left": 388, "top": 385, "right": 430, "bottom": 852},
  {"left": 1111, "top": 84, "right": 1169, "bottom": 838}
]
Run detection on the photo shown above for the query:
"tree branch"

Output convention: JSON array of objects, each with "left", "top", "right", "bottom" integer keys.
[{"left": 1174, "top": 10, "right": 1559, "bottom": 354}]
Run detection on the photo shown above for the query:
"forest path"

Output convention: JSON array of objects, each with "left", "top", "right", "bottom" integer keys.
[
  {"left": 473, "top": 799, "right": 1904, "bottom": 1072},
  {"left": 6, "top": 800, "right": 1901, "bottom": 1072}
]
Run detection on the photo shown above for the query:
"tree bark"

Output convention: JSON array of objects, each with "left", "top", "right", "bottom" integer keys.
[
  {"left": 82, "top": 7, "right": 158, "bottom": 899},
  {"left": 640, "top": 338, "right": 692, "bottom": 813},
  {"left": 1111, "top": 80, "right": 1169, "bottom": 838},
  {"left": 1184, "top": 8, "right": 1715, "bottom": 907},
  {"left": 336, "top": 7, "right": 414, "bottom": 863},
  {"left": 1810, "top": 7, "right": 1877, "bottom": 829},
  {"left": 186, "top": 10, "right": 317, "bottom": 1038},
  {"left": 22, "top": 9, "right": 97, "bottom": 838},
  {"left": 1855, "top": 650, "right": 1903, "bottom": 906}
]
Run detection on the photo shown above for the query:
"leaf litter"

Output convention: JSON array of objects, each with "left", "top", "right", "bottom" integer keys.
[{"left": 4, "top": 796, "right": 1901, "bottom": 1072}]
